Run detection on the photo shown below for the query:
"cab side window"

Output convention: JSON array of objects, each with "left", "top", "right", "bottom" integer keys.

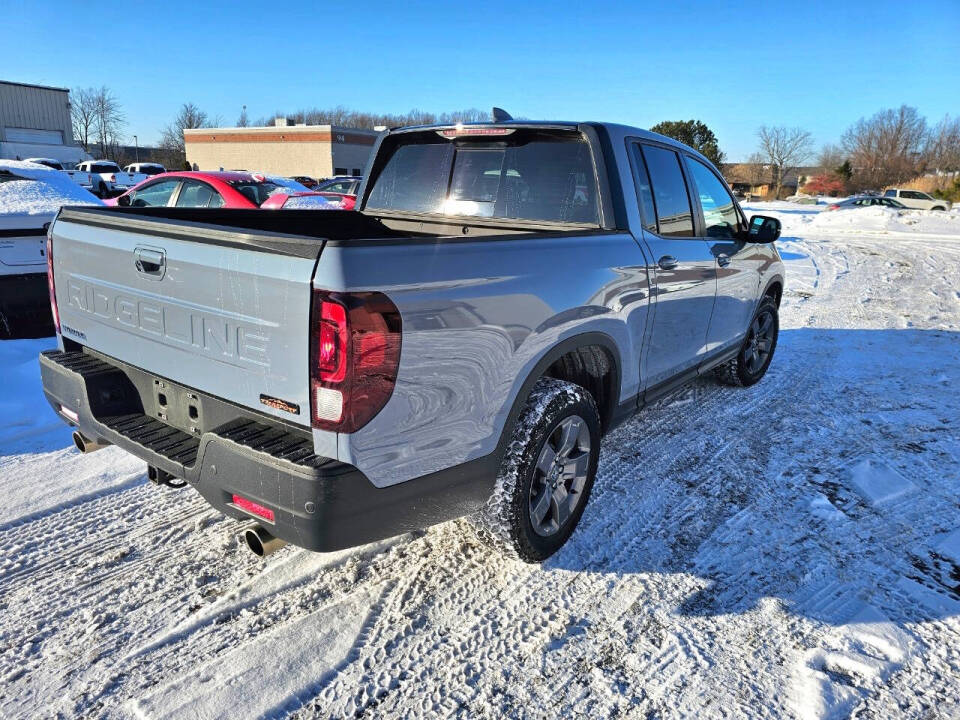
[
  {"left": 638, "top": 145, "right": 695, "bottom": 237},
  {"left": 686, "top": 157, "right": 740, "bottom": 238}
]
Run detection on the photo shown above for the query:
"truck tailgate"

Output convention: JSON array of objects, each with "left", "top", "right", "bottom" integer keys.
[{"left": 51, "top": 208, "right": 320, "bottom": 427}]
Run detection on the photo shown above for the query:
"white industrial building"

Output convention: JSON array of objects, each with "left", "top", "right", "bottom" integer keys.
[{"left": 0, "top": 80, "right": 88, "bottom": 164}]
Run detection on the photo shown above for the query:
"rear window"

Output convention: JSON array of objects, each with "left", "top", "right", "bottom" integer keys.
[
  {"left": 227, "top": 180, "right": 288, "bottom": 206},
  {"left": 366, "top": 130, "right": 599, "bottom": 224},
  {"left": 883, "top": 190, "right": 895, "bottom": 197},
  {"left": 91, "top": 163, "right": 120, "bottom": 173}
]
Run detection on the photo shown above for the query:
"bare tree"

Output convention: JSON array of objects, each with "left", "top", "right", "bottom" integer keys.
[
  {"left": 90, "top": 87, "right": 126, "bottom": 159},
  {"left": 745, "top": 151, "right": 768, "bottom": 187},
  {"left": 841, "top": 105, "right": 928, "bottom": 189},
  {"left": 253, "top": 106, "right": 488, "bottom": 130},
  {"left": 817, "top": 143, "right": 846, "bottom": 170},
  {"left": 70, "top": 87, "right": 98, "bottom": 152},
  {"left": 159, "top": 102, "right": 213, "bottom": 154},
  {"left": 924, "top": 115, "right": 960, "bottom": 176},
  {"left": 756, "top": 126, "right": 814, "bottom": 199}
]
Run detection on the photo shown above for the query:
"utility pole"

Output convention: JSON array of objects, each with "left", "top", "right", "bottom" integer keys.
[{"left": 133, "top": 135, "right": 139, "bottom": 163}]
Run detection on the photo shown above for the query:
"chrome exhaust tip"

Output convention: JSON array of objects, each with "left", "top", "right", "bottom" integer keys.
[
  {"left": 243, "top": 525, "right": 287, "bottom": 558},
  {"left": 73, "top": 431, "right": 110, "bottom": 454}
]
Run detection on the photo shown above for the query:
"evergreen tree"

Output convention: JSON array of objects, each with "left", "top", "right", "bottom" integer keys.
[{"left": 649, "top": 120, "right": 726, "bottom": 168}]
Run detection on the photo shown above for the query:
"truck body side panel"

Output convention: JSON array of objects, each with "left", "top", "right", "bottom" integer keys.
[{"left": 317, "top": 232, "right": 651, "bottom": 487}]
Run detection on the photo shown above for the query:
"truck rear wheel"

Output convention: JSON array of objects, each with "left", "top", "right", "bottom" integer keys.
[
  {"left": 473, "top": 378, "right": 600, "bottom": 563},
  {"left": 716, "top": 297, "right": 779, "bottom": 387}
]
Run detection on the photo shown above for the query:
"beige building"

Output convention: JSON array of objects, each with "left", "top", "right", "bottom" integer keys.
[
  {"left": 183, "top": 120, "right": 380, "bottom": 178},
  {"left": 0, "top": 80, "right": 87, "bottom": 163}
]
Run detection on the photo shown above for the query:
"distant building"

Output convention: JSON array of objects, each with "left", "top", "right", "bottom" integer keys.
[
  {"left": 0, "top": 80, "right": 88, "bottom": 164},
  {"left": 724, "top": 163, "right": 826, "bottom": 198},
  {"left": 184, "top": 119, "right": 380, "bottom": 178}
]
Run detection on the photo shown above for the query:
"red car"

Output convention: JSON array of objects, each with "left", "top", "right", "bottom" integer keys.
[
  {"left": 316, "top": 191, "right": 356, "bottom": 210},
  {"left": 106, "top": 171, "right": 337, "bottom": 210}
]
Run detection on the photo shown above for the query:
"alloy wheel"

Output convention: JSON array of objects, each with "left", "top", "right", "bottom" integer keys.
[{"left": 528, "top": 415, "right": 592, "bottom": 537}]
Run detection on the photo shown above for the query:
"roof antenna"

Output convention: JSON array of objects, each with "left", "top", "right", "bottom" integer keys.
[{"left": 491, "top": 107, "right": 513, "bottom": 123}]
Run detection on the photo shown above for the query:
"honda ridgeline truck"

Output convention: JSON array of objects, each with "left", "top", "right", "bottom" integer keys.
[{"left": 40, "top": 117, "right": 784, "bottom": 562}]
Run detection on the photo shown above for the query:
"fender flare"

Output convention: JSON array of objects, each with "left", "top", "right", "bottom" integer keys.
[
  {"left": 761, "top": 274, "right": 785, "bottom": 306},
  {"left": 490, "top": 331, "right": 624, "bottom": 465}
]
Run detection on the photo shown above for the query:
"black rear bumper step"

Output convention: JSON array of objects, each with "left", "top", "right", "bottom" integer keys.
[{"left": 39, "top": 348, "right": 497, "bottom": 552}]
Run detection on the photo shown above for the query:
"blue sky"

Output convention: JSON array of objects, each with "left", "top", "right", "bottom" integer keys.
[{"left": 7, "top": 0, "right": 958, "bottom": 160}]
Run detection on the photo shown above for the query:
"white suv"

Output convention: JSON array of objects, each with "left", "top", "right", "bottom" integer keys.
[{"left": 883, "top": 189, "right": 951, "bottom": 211}]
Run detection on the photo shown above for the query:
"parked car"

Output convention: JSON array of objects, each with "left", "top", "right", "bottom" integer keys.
[
  {"left": 825, "top": 196, "right": 907, "bottom": 211},
  {"left": 24, "top": 158, "right": 96, "bottom": 193},
  {"left": 41, "top": 118, "right": 784, "bottom": 562},
  {"left": 0, "top": 161, "right": 101, "bottom": 337},
  {"left": 107, "top": 171, "right": 334, "bottom": 210},
  {"left": 123, "top": 162, "right": 167, "bottom": 176},
  {"left": 23, "top": 157, "right": 64, "bottom": 170},
  {"left": 315, "top": 176, "right": 362, "bottom": 195},
  {"left": 315, "top": 191, "right": 356, "bottom": 210},
  {"left": 314, "top": 176, "right": 361, "bottom": 209},
  {"left": 883, "top": 188, "right": 951, "bottom": 211},
  {"left": 288, "top": 175, "right": 320, "bottom": 189},
  {"left": 73, "top": 161, "right": 148, "bottom": 197},
  {"left": 261, "top": 192, "right": 339, "bottom": 210}
]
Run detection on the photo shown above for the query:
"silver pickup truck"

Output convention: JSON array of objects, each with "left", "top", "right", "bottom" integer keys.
[{"left": 40, "top": 118, "right": 784, "bottom": 562}]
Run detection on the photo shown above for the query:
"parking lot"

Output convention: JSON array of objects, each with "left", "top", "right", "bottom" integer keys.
[{"left": 1, "top": 203, "right": 958, "bottom": 718}]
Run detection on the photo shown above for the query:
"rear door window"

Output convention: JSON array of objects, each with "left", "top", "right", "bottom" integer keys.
[
  {"left": 686, "top": 157, "right": 741, "bottom": 238},
  {"left": 639, "top": 145, "right": 695, "bottom": 237},
  {"left": 175, "top": 180, "right": 220, "bottom": 208},
  {"left": 129, "top": 179, "right": 180, "bottom": 207},
  {"left": 367, "top": 130, "right": 599, "bottom": 224},
  {"left": 629, "top": 143, "right": 658, "bottom": 233}
]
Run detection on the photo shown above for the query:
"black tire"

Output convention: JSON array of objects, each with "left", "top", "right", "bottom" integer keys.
[
  {"left": 931, "top": 206, "right": 945, "bottom": 212},
  {"left": 716, "top": 297, "right": 779, "bottom": 387},
  {"left": 473, "top": 378, "right": 601, "bottom": 563},
  {"left": 98, "top": 181, "right": 108, "bottom": 197}
]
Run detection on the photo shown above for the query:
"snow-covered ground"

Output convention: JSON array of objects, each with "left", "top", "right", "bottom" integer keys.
[{"left": 1, "top": 204, "right": 959, "bottom": 718}]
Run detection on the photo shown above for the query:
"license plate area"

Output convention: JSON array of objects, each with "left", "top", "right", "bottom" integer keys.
[{"left": 152, "top": 378, "right": 204, "bottom": 436}]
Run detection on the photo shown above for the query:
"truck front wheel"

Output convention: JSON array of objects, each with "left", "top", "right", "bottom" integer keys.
[
  {"left": 473, "top": 378, "right": 601, "bottom": 563},
  {"left": 716, "top": 297, "right": 779, "bottom": 387}
]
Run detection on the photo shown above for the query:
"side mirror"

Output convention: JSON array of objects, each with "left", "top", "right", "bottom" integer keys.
[
  {"left": 748, "top": 215, "right": 781, "bottom": 243},
  {"left": 117, "top": 194, "right": 131, "bottom": 207}
]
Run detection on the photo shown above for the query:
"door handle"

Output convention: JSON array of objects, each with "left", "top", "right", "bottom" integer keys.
[
  {"left": 657, "top": 255, "right": 679, "bottom": 271},
  {"left": 135, "top": 247, "right": 166, "bottom": 278},
  {"left": 717, "top": 253, "right": 731, "bottom": 267}
]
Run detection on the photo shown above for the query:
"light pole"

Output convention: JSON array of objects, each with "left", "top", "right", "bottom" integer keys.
[{"left": 133, "top": 135, "right": 139, "bottom": 163}]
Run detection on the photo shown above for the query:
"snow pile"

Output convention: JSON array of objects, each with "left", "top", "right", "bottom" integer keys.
[
  {"left": 807, "top": 206, "right": 960, "bottom": 235},
  {"left": 0, "top": 160, "right": 101, "bottom": 216}
]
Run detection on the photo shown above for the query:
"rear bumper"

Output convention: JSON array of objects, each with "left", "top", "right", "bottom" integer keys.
[{"left": 39, "top": 349, "right": 495, "bottom": 552}]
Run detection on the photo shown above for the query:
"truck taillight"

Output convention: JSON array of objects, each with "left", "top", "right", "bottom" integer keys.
[
  {"left": 310, "top": 290, "right": 401, "bottom": 433},
  {"left": 109, "top": 174, "right": 117, "bottom": 182},
  {"left": 46, "top": 224, "right": 60, "bottom": 334}
]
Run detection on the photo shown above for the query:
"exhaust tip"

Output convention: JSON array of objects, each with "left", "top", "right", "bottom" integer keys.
[
  {"left": 72, "top": 431, "right": 110, "bottom": 454},
  {"left": 243, "top": 525, "right": 286, "bottom": 558}
]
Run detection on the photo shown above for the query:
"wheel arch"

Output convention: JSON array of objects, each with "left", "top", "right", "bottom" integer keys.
[
  {"left": 497, "top": 332, "right": 623, "bottom": 459},
  {"left": 761, "top": 275, "right": 784, "bottom": 307}
]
